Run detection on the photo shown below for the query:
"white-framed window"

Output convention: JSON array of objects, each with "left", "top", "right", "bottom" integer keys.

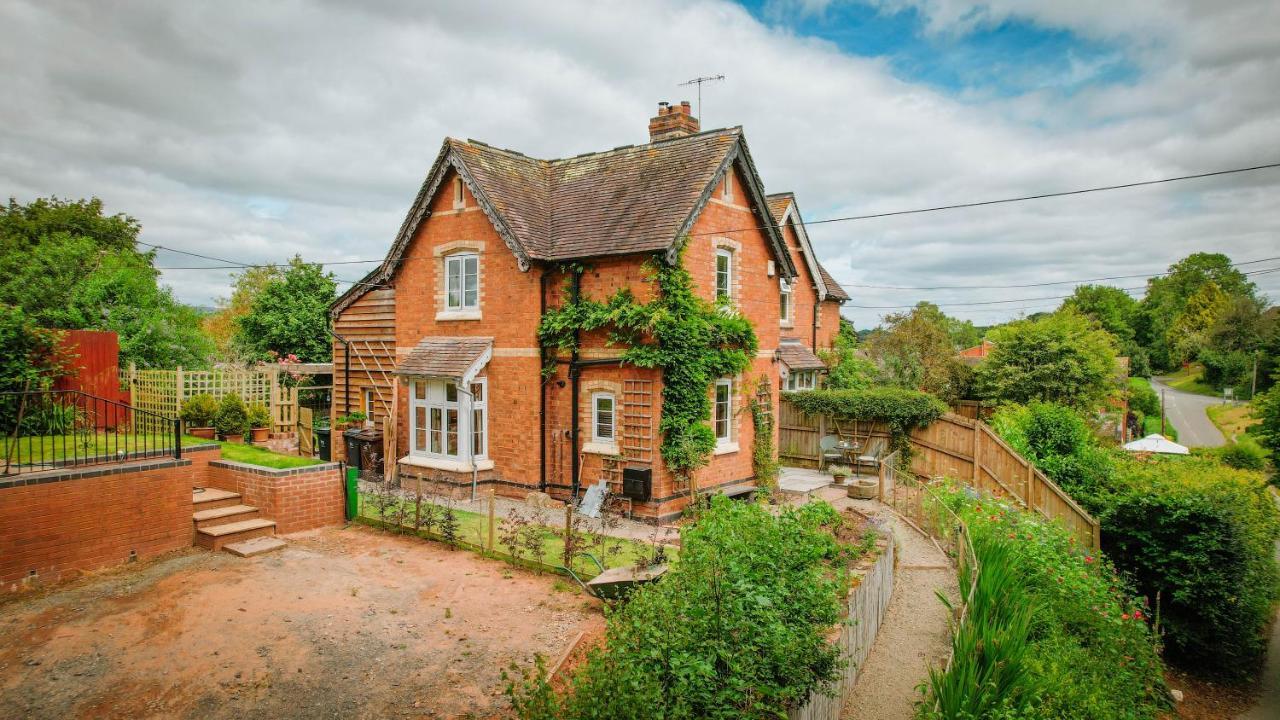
[
  {"left": 470, "top": 379, "right": 487, "bottom": 458},
  {"left": 409, "top": 379, "right": 487, "bottom": 461},
  {"left": 714, "top": 378, "right": 733, "bottom": 445},
  {"left": 453, "top": 177, "right": 465, "bottom": 209},
  {"left": 363, "top": 389, "right": 376, "bottom": 417},
  {"left": 591, "top": 392, "right": 615, "bottom": 443},
  {"left": 786, "top": 370, "right": 817, "bottom": 392},
  {"left": 444, "top": 253, "right": 479, "bottom": 310},
  {"left": 779, "top": 278, "right": 792, "bottom": 322},
  {"left": 715, "top": 249, "right": 733, "bottom": 304}
]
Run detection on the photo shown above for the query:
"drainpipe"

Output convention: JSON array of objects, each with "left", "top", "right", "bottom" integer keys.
[
  {"left": 327, "top": 327, "right": 351, "bottom": 415},
  {"left": 539, "top": 268, "right": 549, "bottom": 492},
  {"left": 569, "top": 268, "right": 583, "bottom": 501}
]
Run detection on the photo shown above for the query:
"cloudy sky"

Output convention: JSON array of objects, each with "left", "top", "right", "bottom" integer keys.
[{"left": 2, "top": 0, "right": 1277, "bottom": 328}]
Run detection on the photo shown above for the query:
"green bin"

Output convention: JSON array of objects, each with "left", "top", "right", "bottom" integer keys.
[{"left": 345, "top": 466, "right": 359, "bottom": 521}]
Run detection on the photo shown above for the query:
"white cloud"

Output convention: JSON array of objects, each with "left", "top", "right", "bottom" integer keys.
[{"left": 0, "top": 0, "right": 1276, "bottom": 328}]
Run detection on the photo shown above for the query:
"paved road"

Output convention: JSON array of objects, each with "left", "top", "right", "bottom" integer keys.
[{"left": 1149, "top": 377, "right": 1226, "bottom": 448}]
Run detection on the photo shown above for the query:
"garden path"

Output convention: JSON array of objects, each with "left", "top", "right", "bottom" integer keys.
[{"left": 805, "top": 485, "right": 959, "bottom": 720}]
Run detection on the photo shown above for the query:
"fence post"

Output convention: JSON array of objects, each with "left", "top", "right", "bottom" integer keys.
[
  {"left": 173, "top": 417, "right": 181, "bottom": 460},
  {"left": 175, "top": 366, "right": 184, "bottom": 419},
  {"left": 970, "top": 420, "right": 980, "bottom": 485},
  {"left": 877, "top": 459, "right": 886, "bottom": 502}
]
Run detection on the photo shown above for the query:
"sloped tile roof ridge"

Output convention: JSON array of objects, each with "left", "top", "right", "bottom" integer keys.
[{"left": 546, "top": 126, "right": 743, "bottom": 166}]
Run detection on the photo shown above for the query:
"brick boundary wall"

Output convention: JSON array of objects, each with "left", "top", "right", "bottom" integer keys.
[
  {"left": 0, "top": 453, "right": 212, "bottom": 592},
  {"left": 206, "top": 460, "right": 344, "bottom": 535}
]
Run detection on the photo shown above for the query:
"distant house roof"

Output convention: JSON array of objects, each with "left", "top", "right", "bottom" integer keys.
[
  {"left": 394, "top": 337, "right": 493, "bottom": 382},
  {"left": 777, "top": 339, "right": 827, "bottom": 371},
  {"left": 764, "top": 192, "right": 850, "bottom": 304},
  {"left": 334, "top": 127, "right": 798, "bottom": 315},
  {"left": 958, "top": 339, "right": 995, "bottom": 360}
]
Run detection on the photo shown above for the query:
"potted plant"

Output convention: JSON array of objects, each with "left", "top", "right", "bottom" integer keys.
[
  {"left": 247, "top": 403, "right": 271, "bottom": 443},
  {"left": 828, "top": 463, "right": 852, "bottom": 484},
  {"left": 180, "top": 394, "right": 219, "bottom": 439},
  {"left": 336, "top": 411, "right": 367, "bottom": 431},
  {"left": 215, "top": 394, "right": 250, "bottom": 443}
]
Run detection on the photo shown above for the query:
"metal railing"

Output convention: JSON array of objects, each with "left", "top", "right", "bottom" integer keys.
[{"left": 1, "top": 389, "right": 181, "bottom": 477}]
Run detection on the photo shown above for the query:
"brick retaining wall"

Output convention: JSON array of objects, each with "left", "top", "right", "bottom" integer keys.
[{"left": 206, "top": 460, "right": 343, "bottom": 534}]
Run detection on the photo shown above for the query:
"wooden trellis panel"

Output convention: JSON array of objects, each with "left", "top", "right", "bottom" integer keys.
[
  {"left": 621, "top": 379, "right": 654, "bottom": 464},
  {"left": 121, "top": 366, "right": 277, "bottom": 421}
]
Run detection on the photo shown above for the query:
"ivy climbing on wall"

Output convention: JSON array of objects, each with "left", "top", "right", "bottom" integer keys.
[
  {"left": 749, "top": 376, "right": 780, "bottom": 493},
  {"left": 538, "top": 247, "right": 759, "bottom": 478}
]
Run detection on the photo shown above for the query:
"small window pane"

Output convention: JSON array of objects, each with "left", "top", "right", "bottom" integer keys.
[
  {"left": 413, "top": 382, "right": 426, "bottom": 400},
  {"left": 430, "top": 408, "right": 443, "bottom": 453},
  {"left": 473, "top": 408, "right": 485, "bottom": 456},
  {"left": 414, "top": 406, "right": 427, "bottom": 451},
  {"left": 594, "top": 395, "right": 614, "bottom": 441},
  {"left": 445, "top": 382, "right": 457, "bottom": 403},
  {"left": 447, "top": 258, "right": 462, "bottom": 308},
  {"left": 470, "top": 382, "right": 483, "bottom": 403},
  {"left": 446, "top": 409, "right": 458, "bottom": 456}
]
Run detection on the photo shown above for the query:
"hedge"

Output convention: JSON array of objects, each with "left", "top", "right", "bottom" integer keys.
[{"left": 782, "top": 387, "right": 948, "bottom": 436}]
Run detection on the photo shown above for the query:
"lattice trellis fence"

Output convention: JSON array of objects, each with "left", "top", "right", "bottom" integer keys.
[{"left": 120, "top": 364, "right": 296, "bottom": 433}]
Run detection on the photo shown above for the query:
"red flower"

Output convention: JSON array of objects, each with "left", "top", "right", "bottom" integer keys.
[
  {"left": 1084, "top": 555, "right": 1094, "bottom": 564},
  {"left": 1122, "top": 613, "right": 1130, "bottom": 621}
]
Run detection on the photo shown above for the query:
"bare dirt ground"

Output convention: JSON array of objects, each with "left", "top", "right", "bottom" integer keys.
[{"left": 0, "top": 525, "right": 603, "bottom": 720}]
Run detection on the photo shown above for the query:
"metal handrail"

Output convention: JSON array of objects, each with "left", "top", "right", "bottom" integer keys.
[{"left": 1, "top": 389, "right": 181, "bottom": 476}]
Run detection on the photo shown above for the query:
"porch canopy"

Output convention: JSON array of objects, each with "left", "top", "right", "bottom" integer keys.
[
  {"left": 394, "top": 336, "right": 493, "bottom": 384},
  {"left": 776, "top": 338, "right": 826, "bottom": 374}
]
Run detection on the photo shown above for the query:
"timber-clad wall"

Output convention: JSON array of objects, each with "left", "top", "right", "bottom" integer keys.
[
  {"left": 779, "top": 400, "right": 1100, "bottom": 549},
  {"left": 333, "top": 287, "right": 396, "bottom": 427}
]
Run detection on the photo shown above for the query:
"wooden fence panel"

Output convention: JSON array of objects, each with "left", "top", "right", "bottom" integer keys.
[{"left": 778, "top": 400, "right": 1100, "bottom": 548}]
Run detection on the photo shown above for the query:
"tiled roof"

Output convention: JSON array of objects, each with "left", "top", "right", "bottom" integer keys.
[
  {"left": 765, "top": 192, "right": 792, "bottom": 224},
  {"left": 776, "top": 340, "right": 827, "bottom": 371},
  {"left": 394, "top": 337, "right": 492, "bottom": 378},
  {"left": 816, "top": 262, "right": 850, "bottom": 301},
  {"left": 451, "top": 129, "right": 744, "bottom": 260}
]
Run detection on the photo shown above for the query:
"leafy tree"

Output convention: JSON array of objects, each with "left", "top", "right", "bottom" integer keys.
[
  {"left": 1165, "top": 281, "right": 1228, "bottom": 365},
  {"left": 1063, "top": 285, "right": 1140, "bottom": 344},
  {"left": 204, "top": 265, "right": 283, "bottom": 361},
  {"left": 0, "top": 305, "right": 75, "bottom": 429},
  {"left": 864, "top": 302, "right": 972, "bottom": 402},
  {"left": 233, "top": 256, "right": 337, "bottom": 363},
  {"left": 821, "top": 318, "right": 875, "bottom": 390},
  {"left": 1257, "top": 381, "right": 1280, "bottom": 461},
  {"left": 0, "top": 197, "right": 212, "bottom": 368},
  {"left": 1137, "top": 253, "right": 1257, "bottom": 371},
  {"left": 975, "top": 309, "right": 1118, "bottom": 410}
]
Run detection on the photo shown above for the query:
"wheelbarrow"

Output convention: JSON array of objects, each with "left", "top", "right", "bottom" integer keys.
[{"left": 562, "top": 552, "right": 669, "bottom": 603}]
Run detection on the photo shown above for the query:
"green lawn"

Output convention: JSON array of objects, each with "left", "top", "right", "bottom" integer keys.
[
  {"left": 1, "top": 432, "right": 322, "bottom": 470},
  {"left": 357, "top": 492, "right": 671, "bottom": 579},
  {"left": 1162, "top": 363, "right": 1219, "bottom": 397},
  {"left": 1141, "top": 414, "right": 1178, "bottom": 442}
]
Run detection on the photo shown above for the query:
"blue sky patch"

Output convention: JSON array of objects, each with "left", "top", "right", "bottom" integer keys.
[{"left": 737, "top": 1, "right": 1136, "bottom": 98}]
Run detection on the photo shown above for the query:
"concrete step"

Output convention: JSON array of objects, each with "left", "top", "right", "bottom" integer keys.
[
  {"left": 192, "top": 504, "right": 259, "bottom": 529},
  {"left": 223, "top": 536, "right": 287, "bottom": 558},
  {"left": 193, "top": 487, "right": 242, "bottom": 511},
  {"left": 195, "top": 518, "right": 276, "bottom": 551}
]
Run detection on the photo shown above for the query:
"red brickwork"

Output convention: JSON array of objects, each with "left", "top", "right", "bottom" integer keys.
[
  {"left": 0, "top": 457, "right": 198, "bottom": 591},
  {"left": 206, "top": 461, "right": 343, "bottom": 535}
]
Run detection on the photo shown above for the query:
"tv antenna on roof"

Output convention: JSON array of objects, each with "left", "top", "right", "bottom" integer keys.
[{"left": 679, "top": 74, "right": 725, "bottom": 120}]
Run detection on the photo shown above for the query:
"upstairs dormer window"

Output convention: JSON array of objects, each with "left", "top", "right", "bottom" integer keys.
[
  {"left": 779, "top": 278, "right": 792, "bottom": 323},
  {"left": 445, "top": 253, "right": 479, "bottom": 310},
  {"left": 715, "top": 249, "right": 733, "bottom": 304},
  {"left": 453, "top": 177, "right": 465, "bottom": 209}
]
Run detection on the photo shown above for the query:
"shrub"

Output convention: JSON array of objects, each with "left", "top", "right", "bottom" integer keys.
[
  {"left": 247, "top": 402, "right": 271, "bottom": 429},
  {"left": 180, "top": 393, "right": 219, "bottom": 428},
  {"left": 1102, "top": 458, "right": 1280, "bottom": 678},
  {"left": 924, "top": 484, "right": 1168, "bottom": 720},
  {"left": 507, "top": 496, "right": 852, "bottom": 720},
  {"left": 1128, "top": 377, "right": 1160, "bottom": 417},
  {"left": 1256, "top": 384, "right": 1280, "bottom": 459},
  {"left": 783, "top": 387, "right": 947, "bottom": 436},
  {"left": 989, "top": 402, "right": 1118, "bottom": 511},
  {"left": 214, "top": 393, "right": 249, "bottom": 437},
  {"left": 975, "top": 309, "right": 1119, "bottom": 410},
  {"left": 1215, "top": 438, "right": 1268, "bottom": 471}
]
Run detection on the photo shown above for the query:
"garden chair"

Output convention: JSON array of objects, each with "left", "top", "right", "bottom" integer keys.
[
  {"left": 854, "top": 437, "right": 887, "bottom": 476},
  {"left": 819, "top": 435, "right": 845, "bottom": 469}
]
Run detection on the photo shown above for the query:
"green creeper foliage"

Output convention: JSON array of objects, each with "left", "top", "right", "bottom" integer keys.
[
  {"left": 782, "top": 386, "right": 947, "bottom": 440},
  {"left": 507, "top": 496, "right": 851, "bottom": 720},
  {"left": 233, "top": 256, "right": 337, "bottom": 363},
  {"left": 975, "top": 309, "right": 1118, "bottom": 410},
  {"left": 538, "top": 249, "right": 757, "bottom": 477}
]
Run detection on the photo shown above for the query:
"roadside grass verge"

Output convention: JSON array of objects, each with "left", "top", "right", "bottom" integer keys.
[
  {"left": 1163, "top": 364, "right": 1218, "bottom": 397},
  {"left": 1207, "top": 403, "right": 1261, "bottom": 442}
]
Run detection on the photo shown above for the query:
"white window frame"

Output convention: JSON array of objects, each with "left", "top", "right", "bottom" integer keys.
[
  {"left": 591, "top": 392, "right": 616, "bottom": 443},
  {"left": 779, "top": 278, "right": 792, "bottom": 323},
  {"left": 786, "top": 370, "right": 817, "bottom": 392},
  {"left": 715, "top": 249, "right": 733, "bottom": 304},
  {"left": 444, "top": 253, "right": 479, "bottom": 311},
  {"left": 713, "top": 378, "right": 733, "bottom": 446},
  {"left": 363, "top": 388, "right": 376, "bottom": 417},
  {"left": 409, "top": 378, "right": 488, "bottom": 462}
]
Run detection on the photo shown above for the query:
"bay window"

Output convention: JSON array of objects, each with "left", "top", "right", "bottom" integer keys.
[{"left": 409, "top": 378, "right": 487, "bottom": 462}]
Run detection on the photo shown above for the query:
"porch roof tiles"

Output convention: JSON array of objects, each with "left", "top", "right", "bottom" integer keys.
[{"left": 394, "top": 337, "right": 493, "bottom": 379}]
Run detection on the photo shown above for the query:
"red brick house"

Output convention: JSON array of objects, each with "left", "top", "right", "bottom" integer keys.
[{"left": 331, "top": 101, "right": 847, "bottom": 521}]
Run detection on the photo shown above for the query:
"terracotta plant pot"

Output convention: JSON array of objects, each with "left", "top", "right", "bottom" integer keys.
[
  {"left": 223, "top": 433, "right": 244, "bottom": 444},
  {"left": 251, "top": 427, "right": 270, "bottom": 443},
  {"left": 831, "top": 474, "right": 849, "bottom": 485},
  {"left": 189, "top": 427, "right": 215, "bottom": 440}
]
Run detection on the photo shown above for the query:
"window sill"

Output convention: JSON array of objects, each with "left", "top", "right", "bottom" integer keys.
[
  {"left": 582, "top": 441, "right": 621, "bottom": 456},
  {"left": 779, "top": 321, "right": 795, "bottom": 329},
  {"left": 713, "top": 442, "right": 739, "bottom": 456},
  {"left": 399, "top": 455, "right": 494, "bottom": 473},
  {"left": 436, "top": 309, "right": 482, "bottom": 321}
]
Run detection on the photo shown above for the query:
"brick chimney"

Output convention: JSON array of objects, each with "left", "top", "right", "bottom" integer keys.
[{"left": 648, "top": 100, "right": 700, "bottom": 142}]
